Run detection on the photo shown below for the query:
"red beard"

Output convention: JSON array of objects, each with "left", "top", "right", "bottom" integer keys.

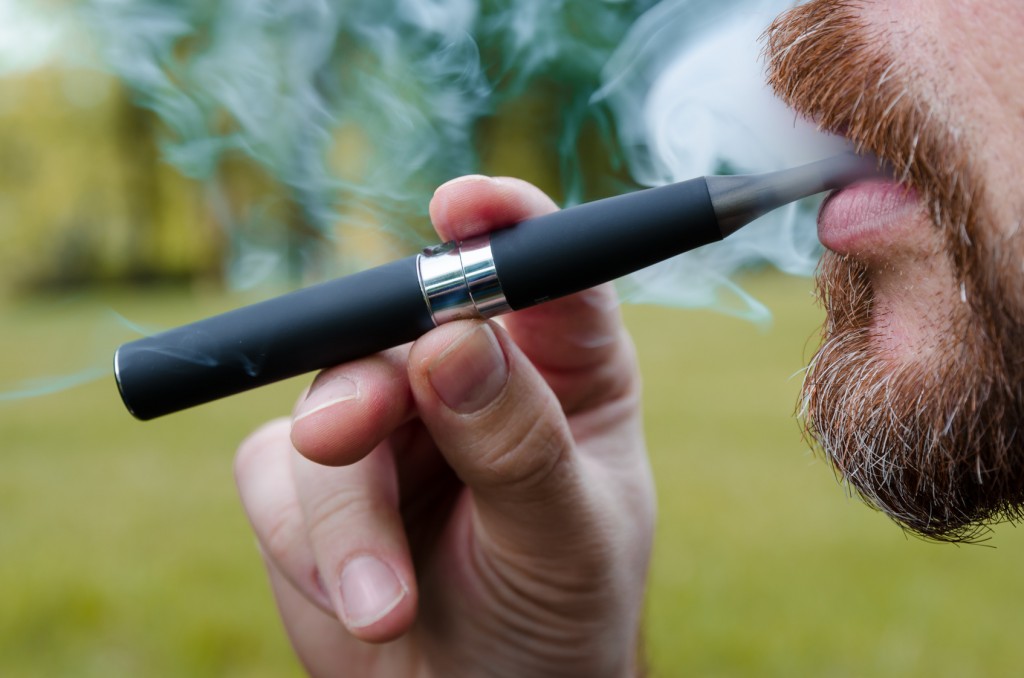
[{"left": 765, "top": 0, "right": 1024, "bottom": 540}]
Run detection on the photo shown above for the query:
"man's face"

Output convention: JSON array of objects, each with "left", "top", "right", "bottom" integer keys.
[{"left": 765, "top": 0, "right": 1024, "bottom": 539}]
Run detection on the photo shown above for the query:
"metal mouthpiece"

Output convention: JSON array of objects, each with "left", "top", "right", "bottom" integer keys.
[{"left": 706, "top": 152, "right": 881, "bottom": 237}]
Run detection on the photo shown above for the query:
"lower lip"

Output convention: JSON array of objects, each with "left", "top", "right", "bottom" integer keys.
[{"left": 818, "top": 180, "right": 920, "bottom": 255}]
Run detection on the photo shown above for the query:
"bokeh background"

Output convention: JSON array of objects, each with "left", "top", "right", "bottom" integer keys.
[{"left": 4, "top": 1, "right": 1024, "bottom": 676}]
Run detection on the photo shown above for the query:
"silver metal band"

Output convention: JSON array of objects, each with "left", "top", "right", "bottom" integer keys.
[{"left": 417, "top": 235, "right": 512, "bottom": 326}]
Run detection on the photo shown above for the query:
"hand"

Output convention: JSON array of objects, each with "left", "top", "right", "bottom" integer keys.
[{"left": 234, "top": 176, "right": 656, "bottom": 677}]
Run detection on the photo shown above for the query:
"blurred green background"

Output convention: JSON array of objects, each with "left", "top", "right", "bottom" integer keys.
[
  {"left": 8, "top": 279, "right": 1024, "bottom": 677},
  {"left": 5, "top": 6, "right": 1024, "bottom": 678}
]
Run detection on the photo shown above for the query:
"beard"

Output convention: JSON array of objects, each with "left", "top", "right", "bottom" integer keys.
[{"left": 764, "top": 0, "right": 1024, "bottom": 540}]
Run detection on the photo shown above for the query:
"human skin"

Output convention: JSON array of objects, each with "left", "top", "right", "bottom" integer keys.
[
  {"left": 234, "top": 176, "right": 655, "bottom": 677},
  {"left": 766, "top": 0, "right": 1024, "bottom": 539},
  {"left": 235, "top": 0, "right": 1024, "bottom": 673}
]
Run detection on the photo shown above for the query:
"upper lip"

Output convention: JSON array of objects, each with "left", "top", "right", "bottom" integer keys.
[
  {"left": 762, "top": 25, "right": 912, "bottom": 185},
  {"left": 806, "top": 115, "right": 884, "bottom": 173},
  {"left": 796, "top": 111, "right": 902, "bottom": 188}
]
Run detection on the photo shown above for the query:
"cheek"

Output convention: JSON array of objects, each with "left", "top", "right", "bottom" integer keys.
[
  {"left": 946, "top": 0, "right": 1024, "bottom": 67},
  {"left": 860, "top": 0, "right": 1024, "bottom": 327},
  {"left": 945, "top": 2, "right": 1024, "bottom": 236}
]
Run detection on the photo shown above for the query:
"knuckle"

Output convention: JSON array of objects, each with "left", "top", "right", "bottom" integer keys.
[
  {"left": 474, "top": 414, "right": 572, "bottom": 491},
  {"left": 261, "top": 506, "right": 306, "bottom": 565},
  {"left": 303, "top": 484, "right": 383, "bottom": 543},
  {"left": 233, "top": 417, "right": 291, "bottom": 485},
  {"left": 563, "top": 334, "right": 641, "bottom": 414}
]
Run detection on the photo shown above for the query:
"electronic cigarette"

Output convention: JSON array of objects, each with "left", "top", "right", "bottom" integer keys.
[{"left": 115, "top": 153, "right": 876, "bottom": 419}]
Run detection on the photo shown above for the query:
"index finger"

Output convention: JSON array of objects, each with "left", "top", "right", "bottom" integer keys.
[{"left": 429, "top": 176, "right": 638, "bottom": 414}]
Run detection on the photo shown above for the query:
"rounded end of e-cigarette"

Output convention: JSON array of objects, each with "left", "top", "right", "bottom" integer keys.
[{"left": 113, "top": 345, "right": 143, "bottom": 420}]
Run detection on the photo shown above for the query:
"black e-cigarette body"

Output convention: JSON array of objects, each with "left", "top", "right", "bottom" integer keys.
[{"left": 115, "top": 154, "right": 876, "bottom": 419}]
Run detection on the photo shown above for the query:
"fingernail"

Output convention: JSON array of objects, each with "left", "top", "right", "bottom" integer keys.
[
  {"left": 294, "top": 375, "right": 358, "bottom": 422},
  {"left": 429, "top": 324, "right": 509, "bottom": 414},
  {"left": 338, "top": 556, "right": 407, "bottom": 629}
]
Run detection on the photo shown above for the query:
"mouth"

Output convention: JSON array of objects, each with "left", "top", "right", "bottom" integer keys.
[
  {"left": 766, "top": 71, "right": 929, "bottom": 258},
  {"left": 761, "top": 1, "right": 948, "bottom": 261},
  {"left": 801, "top": 112, "right": 926, "bottom": 259},
  {"left": 817, "top": 178, "right": 921, "bottom": 258}
]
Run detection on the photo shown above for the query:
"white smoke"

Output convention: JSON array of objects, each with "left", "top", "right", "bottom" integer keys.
[
  {"left": 0, "top": 1, "right": 68, "bottom": 77},
  {"left": 10, "top": 0, "right": 839, "bottom": 319},
  {"left": 79, "top": 0, "right": 656, "bottom": 287},
  {"left": 598, "top": 0, "right": 847, "bottom": 322},
  {"left": 4, "top": 1, "right": 851, "bottom": 404}
]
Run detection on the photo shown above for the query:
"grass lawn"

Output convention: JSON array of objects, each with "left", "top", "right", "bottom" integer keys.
[{"left": 3, "top": 272, "right": 1024, "bottom": 676}]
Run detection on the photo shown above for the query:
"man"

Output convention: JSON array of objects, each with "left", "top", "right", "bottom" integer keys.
[
  {"left": 233, "top": 0, "right": 1024, "bottom": 674},
  {"left": 766, "top": 0, "right": 1024, "bottom": 541}
]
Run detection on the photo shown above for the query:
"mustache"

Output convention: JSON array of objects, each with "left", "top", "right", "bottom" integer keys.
[{"left": 761, "top": 0, "right": 978, "bottom": 263}]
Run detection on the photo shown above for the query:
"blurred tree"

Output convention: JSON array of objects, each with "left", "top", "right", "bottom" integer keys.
[
  {"left": 0, "top": 69, "right": 219, "bottom": 293},
  {"left": 1, "top": 0, "right": 654, "bottom": 295}
]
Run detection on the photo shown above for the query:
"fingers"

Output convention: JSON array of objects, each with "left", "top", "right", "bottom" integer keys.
[
  {"left": 291, "top": 443, "right": 418, "bottom": 643},
  {"left": 263, "top": 560, "right": 352, "bottom": 676},
  {"left": 236, "top": 419, "right": 418, "bottom": 644},
  {"left": 407, "top": 319, "right": 598, "bottom": 548},
  {"left": 502, "top": 284, "right": 637, "bottom": 414},
  {"left": 429, "top": 175, "right": 559, "bottom": 242},
  {"left": 234, "top": 419, "right": 333, "bottom": 616},
  {"left": 430, "top": 175, "right": 638, "bottom": 414},
  {"left": 293, "top": 174, "right": 637, "bottom": 470},
  {"left": 290, "top": 348, "right": 414, "bottom": 467}
]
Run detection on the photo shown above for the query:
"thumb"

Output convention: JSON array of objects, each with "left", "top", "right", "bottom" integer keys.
[{"left": 407, "top": 320, "right": 597, "bottom": 551}]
